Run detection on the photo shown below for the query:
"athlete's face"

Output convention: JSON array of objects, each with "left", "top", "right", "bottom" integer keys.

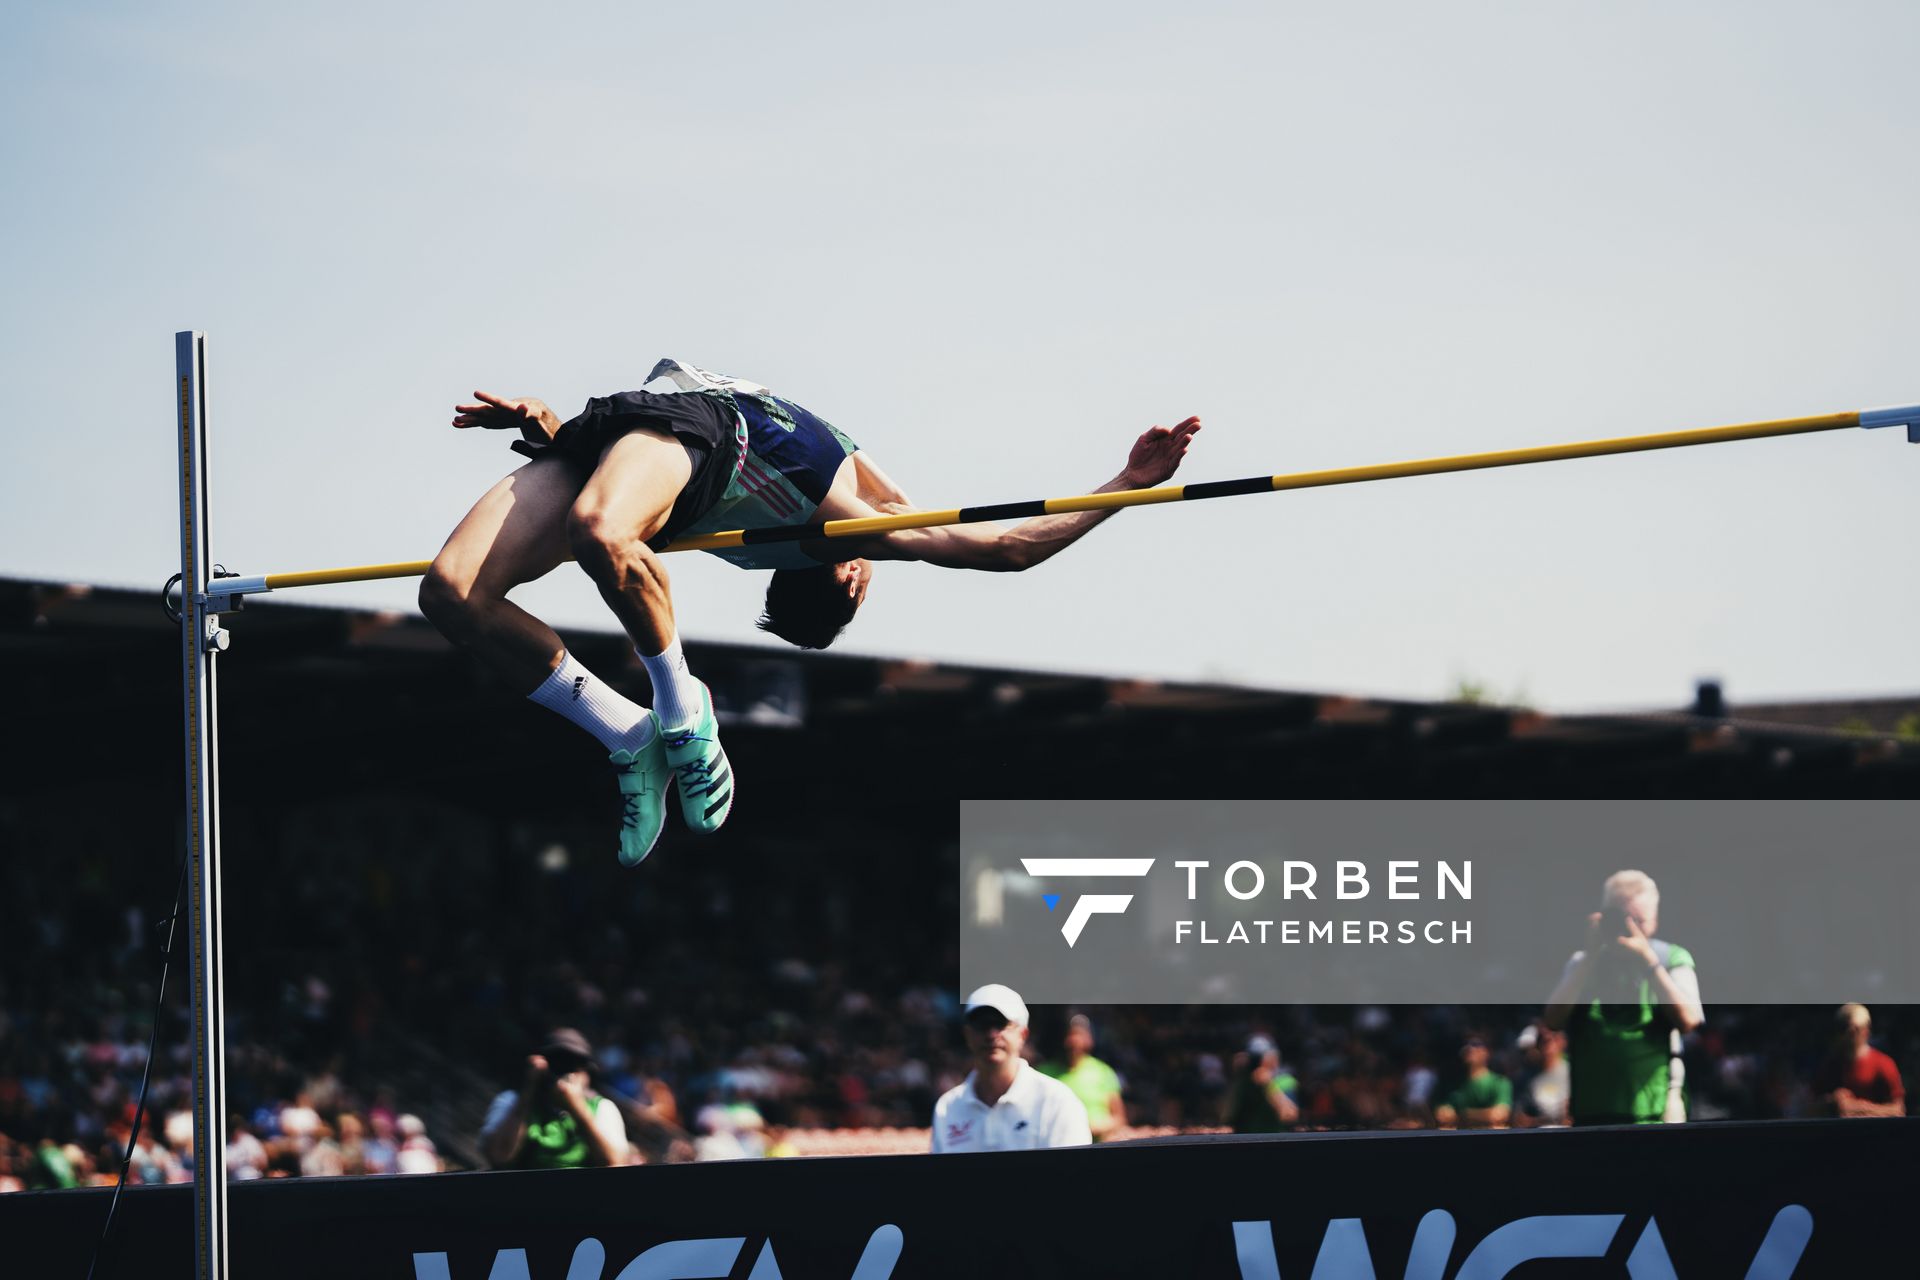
[{"left": 833, "top": 559, "right": 873, "bottom": 614}]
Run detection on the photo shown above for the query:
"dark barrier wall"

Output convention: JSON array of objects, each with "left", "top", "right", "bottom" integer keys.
[{"left": 6, "top": 1120, "right": 1912, "bottom": 1278}]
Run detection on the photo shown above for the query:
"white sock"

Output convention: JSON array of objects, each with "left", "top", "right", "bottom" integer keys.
[
  {"left": 637, "top": 635, "right": 701, "bottom": 729},
  {"left": 527, "top": 653, "right": 657, "bottom": 754}
]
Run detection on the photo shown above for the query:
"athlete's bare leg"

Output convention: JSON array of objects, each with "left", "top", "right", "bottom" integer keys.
[
  {"left": 418, "top": 456, "right": 582, "bottom": 692},
  {"left": 564, "top": 427, "right": 692, "bottom": 656},
  {"left": 564, "top": 427, "right": 730, "bottom": 830}
]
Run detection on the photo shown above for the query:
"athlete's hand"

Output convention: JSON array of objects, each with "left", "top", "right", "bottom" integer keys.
[
  {"left": 1122, "top": 416, "right": 1201, "bottom": 488},
  {"left": 454, "top": 391, "right": 562, "bottom": 445}
]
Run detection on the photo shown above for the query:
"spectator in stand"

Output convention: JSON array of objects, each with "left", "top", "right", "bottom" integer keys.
[
  {"left": 1434, "top": 1036, "right": 1513, "bottom": 1129},
  {"left": 1544, "top": 870, "right": 1703, "bottom": 1126},
  {"left": 1816, "top": 1004, "right": 1905, "bottom": 1118},
  {"left": 361, "top": 1112, "right": 399, "bottom": 1175},
  {"left": 0, "top": 1136, "right": 22, "bottom": 1194},
  {"left": 1224, "top": 1036, "right": 1299, "bottom": 1133},
  {"left": 226, "top": 1115, "right": 268, "bottom": 1181},
  {"left": 300, "top": 1121, "right": 346, "bottom": 1178},
  {"left": 163, "top": 1109, "right": 195, "bottom": 1180},
  {"left": 930, "top": 985, "right": 1090, "bottom": 1153},
  {"left": 693, "top": 1096, "right": 767, "bottom": 1161},
  {"left": 1401, "top": 1052, "right": 1437, "bottom": 1125},
  {"left": 31, "top": 1138, "right": 81, "bottom": 1190},
  {"left": 764, "top": 1125, "right": 799, "bottom": 1158},
  {"left": 480, "top": 1029, "right": 629, "bottom": 1169},
  {"left": 1038, "top": 1014, "right": 1127, "bottom": 1141},
  {"left": 1514, "top": 1022, "right": 1570, "bottom": 1127},
  {"left": 395, "top": 1115, "right": 444, "bottom": 1174},
  {"left": 127, "top": 1128, "right": 186, "bottom": 1185},
  {"left": 278, "top": 1093, "right": 321, "bottom": 1147},
  {"left": 335, "top": 1113, "right": 369, "bottom": 1176}
]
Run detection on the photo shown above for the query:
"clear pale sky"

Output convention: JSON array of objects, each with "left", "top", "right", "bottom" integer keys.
[{"left": 4, "top": 2, "right": 1914, "bottom": 710}]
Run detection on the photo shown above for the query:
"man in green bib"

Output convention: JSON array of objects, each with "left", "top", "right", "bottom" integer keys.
[
  {"left": 1543, "top": 870, "right": 1704, "bottom": 1126},
  {"left": 1434, "top": 1035, "right": 1513, "bottom": 1128},
  {"left": 1039, "top": 1014, "right": 1127, "bottom": 1140},
  {"left": 479, "top": 1029, "right": 630, "bottom": 1170}
]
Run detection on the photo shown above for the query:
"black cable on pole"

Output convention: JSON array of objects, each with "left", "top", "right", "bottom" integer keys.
[{"left": 85, "top": 849, "right": 190, "bottom": 1280}]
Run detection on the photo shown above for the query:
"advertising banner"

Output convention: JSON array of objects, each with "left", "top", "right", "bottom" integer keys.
[{"left": 6, "top": 1120, "right": 1911, "bottom": 1278}]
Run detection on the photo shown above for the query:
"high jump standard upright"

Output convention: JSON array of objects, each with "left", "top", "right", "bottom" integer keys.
[{"left": 174, "top": 331, "right": 231, "bottom": 1280}]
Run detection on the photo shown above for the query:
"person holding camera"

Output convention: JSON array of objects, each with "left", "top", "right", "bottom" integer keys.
[
  {"left": 1224, "top": 1035, "right": 1300, "bottom": 1133},
  {"left": 1542, "top": 870, "right": 1703, "bottom": 1126},
  {"left": 479, "top": 1028, "right": 631, "bottom": 1170}
]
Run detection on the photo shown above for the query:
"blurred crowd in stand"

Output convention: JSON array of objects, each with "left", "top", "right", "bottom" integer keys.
[
  {"left": 1, "top": 801, "right": 1907, "bottom": 1190},
  {"left": 0, "top": 1021, "right": 447, "bottom": 1191}
]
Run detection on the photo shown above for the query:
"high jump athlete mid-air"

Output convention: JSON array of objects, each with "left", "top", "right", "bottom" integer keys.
[{"left": 418, "top": 359, "right": 1201, "bottom": 866}]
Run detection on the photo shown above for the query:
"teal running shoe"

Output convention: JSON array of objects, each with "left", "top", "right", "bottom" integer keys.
[
  {"left": 660, "top": 681, "right": 733, "bottom": 834},
  {"left": 609, "top": 723, "right": 669, "bottom": 867}
]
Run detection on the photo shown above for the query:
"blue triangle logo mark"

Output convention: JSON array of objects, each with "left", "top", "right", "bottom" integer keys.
[{"left": 1043, "top": 894, "right": 1061, "bottom": 912}]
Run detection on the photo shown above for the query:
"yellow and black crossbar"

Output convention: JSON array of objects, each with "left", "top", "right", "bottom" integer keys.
[{"left": 214, "top": 404, "right": 1918, "bottom": 599}]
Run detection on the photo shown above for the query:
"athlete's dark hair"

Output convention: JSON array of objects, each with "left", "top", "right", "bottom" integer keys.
[{"left": 757, "top": 566, "right": 858, "bottom": 650}]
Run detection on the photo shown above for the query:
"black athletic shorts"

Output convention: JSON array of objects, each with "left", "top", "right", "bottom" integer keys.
[{"left": 510, "top": 389, "right": 741, "bottom": 546}]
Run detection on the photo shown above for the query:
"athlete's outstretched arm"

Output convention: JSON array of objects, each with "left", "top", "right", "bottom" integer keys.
[{"left": 842, "top": 417, "right": 1201, "bottom": 571}]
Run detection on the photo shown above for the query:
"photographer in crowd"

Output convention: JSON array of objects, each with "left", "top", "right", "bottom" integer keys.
[
  {"left": 1543, "top": 870, "right": 1703, "bottom": 1126},
  {"left": 1224, "top": 1035, "right": 1300, "bottom": 1134},
  {"left": 480, "top": 1029, "right": 630, "bottom": 1169}
]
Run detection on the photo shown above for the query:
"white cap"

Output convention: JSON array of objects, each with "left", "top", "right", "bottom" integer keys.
[{"left": 964, "top": 983, "right": 1029, "bottom": 1028}]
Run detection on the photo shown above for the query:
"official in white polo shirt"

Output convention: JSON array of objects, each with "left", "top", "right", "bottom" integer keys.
[{"left": 930, "top": 984, "right": 1092, "bottom": 1153}]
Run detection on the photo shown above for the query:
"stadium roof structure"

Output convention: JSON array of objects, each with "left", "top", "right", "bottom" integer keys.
[{"left": 6, "top": 575, "right": 1915, "bottom": 800}]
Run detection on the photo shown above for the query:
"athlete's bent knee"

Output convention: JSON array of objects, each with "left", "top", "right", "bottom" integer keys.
[
  {"left": 569, "top": 508, "right": 631, "bottom": 572},
  {"left": 419, "top": 562, "right": 484, "bottom": 632},
  {"left": 566, "top": 505, "right": 608, "bottom": 562},
  {"left": 568, "top": 509, "right": 667, "bottom": 598}
]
